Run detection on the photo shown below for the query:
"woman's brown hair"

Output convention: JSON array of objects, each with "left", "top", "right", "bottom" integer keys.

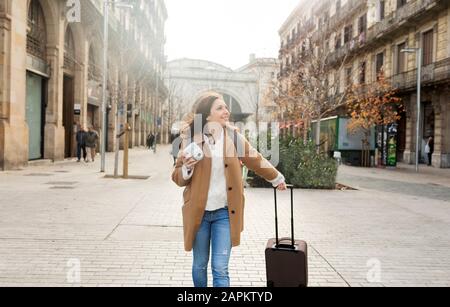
[{"left": 186, "top": 92, "right": 223, "bottom": 139}]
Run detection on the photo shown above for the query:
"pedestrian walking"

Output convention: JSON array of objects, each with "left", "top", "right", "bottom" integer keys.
[
  {"left": 76, "top": 125, "right": 87, "bottom": 163},
  {"left": 425, "top": 136, "right": 434, "bottom": 166},
  {"left": 85, "top": 127, "right": 99, "bottom": 162},
  {"left": 148, "top": 133, "right": 155, "bottom": 151},
  {"left": 171, "top": 92, "right": 287, "bottom": 288},
  {"left": 146, "top": 133, "right": 154, "bottom": 149}
]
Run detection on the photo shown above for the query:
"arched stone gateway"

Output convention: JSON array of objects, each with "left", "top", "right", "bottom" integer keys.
[
  {"left": 165, "top": 58, "right": 279, "bottom": 128},
  {"left": 219, "top": 92, "right": 253, "bottom": 122},
  {"left": 192, "top": 91, "right": 251, "bottom": 123}
]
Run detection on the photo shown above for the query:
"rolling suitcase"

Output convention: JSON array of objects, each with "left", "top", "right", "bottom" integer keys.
[{"left": 265, "top": 185, "right": 308, "bottom": 287}]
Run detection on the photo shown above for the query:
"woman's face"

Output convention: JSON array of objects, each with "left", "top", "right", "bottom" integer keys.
[{"left": 208, "top": 99, "right": 230, "bottom": 127}]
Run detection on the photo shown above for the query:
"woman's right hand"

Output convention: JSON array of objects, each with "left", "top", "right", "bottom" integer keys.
[{"left": 182, "top": 153, "right": 200, "bottom": 171}]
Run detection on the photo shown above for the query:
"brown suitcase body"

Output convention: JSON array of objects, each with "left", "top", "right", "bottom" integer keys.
[{"left": 265, "top": 186, "right": 308, "bottom": 287}]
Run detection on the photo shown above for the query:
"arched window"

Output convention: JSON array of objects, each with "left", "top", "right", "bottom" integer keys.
[
  {"left": 27, "top": 0, "right": 47, "bottom": 60},
  {"left": 64, "top": 27, "right": 76, "bottom": 71},
  {"left": 88, "top": 46, "right": 100, "bottom": 81}
]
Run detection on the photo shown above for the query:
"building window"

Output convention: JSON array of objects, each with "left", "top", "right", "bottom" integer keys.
[
  {"left": 397, "top": 42, "right": 406, "bottom": 74},
  {"left": 359, "top": 62, "right": 366, "bottom": 84},
  {"left": 379, "top": 0, "right": 386, "bottom": 20},
  {"left": 358, "top": 14, "right": 367, "bottom": 35},
  {"left": 64, "top": 27, "right": 76, "bottom": 70},
  {"left": 397, "top": 0, "right": 407, "bottom": 9},
  {"left": 335, "top": 33, "right": 342, "bottom": 49},
  {"left": 376, "top": 52, "right": 384, "bottom": 78},
  {"left": 27, "top": 0, "right": 47, "bottom": 60},
  {"left": 422, "top": 30, "right": 434, "bottom": 66},
  {"left": 344, "top": 25, "right": 353, "bottom": 44},
  {"left": 88, "top": 46, "right": 100, "bottom": 81},
  {"left": 345, "top": 67, "right": 353, "bottom": 87},
  {"left": 358, "top": 14, "right": 367, "bottom": 44}
]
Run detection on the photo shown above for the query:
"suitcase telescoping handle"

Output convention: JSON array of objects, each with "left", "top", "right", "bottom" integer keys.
[{"left": 273, "top": 184, "right": 296, "bottom": 250}]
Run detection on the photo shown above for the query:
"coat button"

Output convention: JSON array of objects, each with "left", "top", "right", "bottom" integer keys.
[
  {"left": 231, "top": 210, "right": 236, "bottom": 214},
  {"left": 228, "top": 187, "right": 233, "bottom": 191},
  {"left": 225, "top": 164, "right": 229, "bottom": 168}
]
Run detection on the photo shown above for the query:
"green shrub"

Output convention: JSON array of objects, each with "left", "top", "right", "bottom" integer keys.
[{"left": 248, "top": 134, "right": 338, "bottom": 190}]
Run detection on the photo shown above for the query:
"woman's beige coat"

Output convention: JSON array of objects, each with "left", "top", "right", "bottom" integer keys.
[{"left": 172, "top": 126, "right": 279, "bottom": 252}]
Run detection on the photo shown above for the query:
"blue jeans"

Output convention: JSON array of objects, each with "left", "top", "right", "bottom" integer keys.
[{"left": 192, "top": 208, "right": 232, "bottom": 288}]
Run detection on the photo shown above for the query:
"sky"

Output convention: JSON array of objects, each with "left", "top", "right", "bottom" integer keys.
[{"left": 164, "top": 0, "right": 300, "bottom": 70}]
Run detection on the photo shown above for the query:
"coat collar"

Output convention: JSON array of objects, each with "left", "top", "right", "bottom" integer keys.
[{"left": 188, "top": 123, "right": 240, "bottom": 159}]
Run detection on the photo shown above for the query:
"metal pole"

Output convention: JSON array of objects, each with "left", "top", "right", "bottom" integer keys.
[
  {"left": 415, "top": 49, "right": 422, "bottom": 173},
  {"left": 101, "top": 1, "right": 109, "bottom": 173},
  {"left": 273, "top": 188, "right": 279, "bottom": 247},
  {"left": 123, "top": 124, "right": 129, "bottom": 179},
  {"left": 114, "top": 103, "right": 120, "bottom": 178}
]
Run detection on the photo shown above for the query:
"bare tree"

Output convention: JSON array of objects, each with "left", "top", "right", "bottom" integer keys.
[
  {"left": 165, "top": 73, "right": 186, "bottom": 135},
  {"left": 289, "top": 45, "right": 350, "bottom": 152},
  {"left": 245, "top": 59, "right": 279, "bottom": 139},
  {"left": 271, "top": 38, "right": 353, "bottom": 151}
]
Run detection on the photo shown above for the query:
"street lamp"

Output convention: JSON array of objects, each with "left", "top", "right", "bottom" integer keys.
[
  {"left": 401, "top": 47, "right": 422, "bottom": 173},
  {"left": 101, "top": 0, "right": 134, "bottom": 173}
]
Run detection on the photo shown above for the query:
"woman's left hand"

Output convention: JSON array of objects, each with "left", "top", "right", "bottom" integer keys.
[{"left": 277, "top": 182, "right": 287, "bottom": 191}]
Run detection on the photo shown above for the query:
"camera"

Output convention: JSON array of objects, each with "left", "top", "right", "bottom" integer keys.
[{"left": 183, "top": 142, "right": 204, "bottom": 161}]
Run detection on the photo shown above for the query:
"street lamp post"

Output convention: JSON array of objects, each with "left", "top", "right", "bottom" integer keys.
[
  {"left": 401, "top": 47, "right": 422, "bottom": 173},
  {"left": 101, "top": 0, "right": 133, "bottom": 173}
]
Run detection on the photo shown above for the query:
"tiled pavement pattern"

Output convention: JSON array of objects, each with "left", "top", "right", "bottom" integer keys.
[{"left": 0, "top": 147, "right": 449, "bottom": 287}]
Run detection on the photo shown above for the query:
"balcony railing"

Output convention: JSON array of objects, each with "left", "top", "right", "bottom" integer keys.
[
  {"left": 327, "top": 0, "right": 366, "bottom": 35},
  {"left": 279, "top": 18, "right": 315, "bottom": 55},
  {"left": 326, "top": 37, "right": 362, "bottom": 66},
  {"left": 367, "top": 0, "right": 441, "bottom": 42},
  {"left": 390, "top": 57, "right": 450, "bottom": 90}
]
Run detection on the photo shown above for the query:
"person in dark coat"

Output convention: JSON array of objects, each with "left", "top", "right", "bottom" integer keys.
[
  {"left": 146, "top": 133, "right": 151, "bottom": 149},
  {"left": 426, "top": 136, "right": 434, "bottom": 166},
  {"left": 147, "top": 133, "right": 155, "bottom": 150},
  {"left": 76, "top": 125, "right": 87, "bottom": 162},
  {"left": 149, "top": 133, "right": 156, "bottom": 152}
]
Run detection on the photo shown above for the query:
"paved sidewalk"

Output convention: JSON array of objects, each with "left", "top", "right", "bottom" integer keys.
[
  {"left": 338, "top": 164, "right": 450, "bottom": 202},
  {"left": 339, "top": 163, "right": 450, "bottom": 187},
  {"left": 0, "top": 147, "right": 450, "bottom": 287}
]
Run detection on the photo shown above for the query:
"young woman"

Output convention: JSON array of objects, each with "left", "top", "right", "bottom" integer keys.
[{"left": 172, "top": 92, "right": 286, "bottom": 288}]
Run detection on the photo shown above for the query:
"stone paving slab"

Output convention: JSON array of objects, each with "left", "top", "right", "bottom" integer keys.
[{"left": 1, "top": 147, "right": 450, "bottom": 287}]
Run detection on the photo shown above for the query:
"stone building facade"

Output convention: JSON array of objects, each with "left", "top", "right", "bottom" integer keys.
[
  {"left": 0, "top": 0, "right": 167, "bottom": 170},
  {"left": 279, "top": 0, "right": 450, "bottom": 168}
]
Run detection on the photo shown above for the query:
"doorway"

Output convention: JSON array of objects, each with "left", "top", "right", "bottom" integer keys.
[
  {"left": 63, "top": 75, "right": 75, "bottom": 158},
  {"left": 26, "top": 71, "right": 45, "bottom": 160},
  {"left": 421, "top": 102, "right": 435, "bottom": 163}
]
